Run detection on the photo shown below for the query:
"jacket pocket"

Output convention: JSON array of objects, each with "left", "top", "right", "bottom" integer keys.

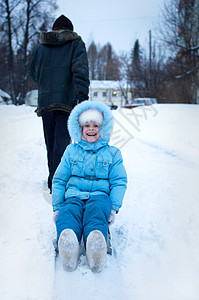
[
  {"left": 95, "top": 156, "right": 112, "bottom": 179},
  {"left": 70, "top": 155, "right": 84, "bottom": 176}
]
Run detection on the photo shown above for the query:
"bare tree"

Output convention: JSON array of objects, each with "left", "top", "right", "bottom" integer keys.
[
  {"left": 118, "top": 52, "right": 131, "bottom": 104},
  {"left": 96, "top": 44, "right": 107, "bottom": 80},
  {"left": 104, "top": 43, "right": 120, "bottom": 80},
  {"left": 126, "top": 38, "right": 167, "bottom": 102},
  {"left": 93, "top": 42, "right": 120, "bottom": 81},
  {"left": 87, "top": 41, "right": 98, "bottom": 80},
  {"left": 17, "top": 0, "right": 57, "bottom": 103},
  {"left": 0, "top": 0, "right": 20, "bottom": 103},
  {"left": 0, "top": 0, "right": 57, "bottom": 104},
  {"left": 158, "top": 0, "right": 199, "bottom": 103},
  {"left": 159, "top": 0, "right": 199, "bottom": 53},
  {"left": 0, "top": 41, "right": 10, "bottom": 91}
]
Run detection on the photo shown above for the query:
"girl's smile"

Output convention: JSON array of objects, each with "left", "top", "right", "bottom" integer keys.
[{"left": 82, "top": 121, "right": 100, "bottom": 143}]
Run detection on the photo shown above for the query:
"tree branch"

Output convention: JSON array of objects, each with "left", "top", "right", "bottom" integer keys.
[{"left": 175, "top": 64, "right": 199, "bottom": 79}]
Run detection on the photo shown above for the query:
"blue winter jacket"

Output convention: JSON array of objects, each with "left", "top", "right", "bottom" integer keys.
[{"left": 52, "top": 101, "right": 127, "bottom": 212}]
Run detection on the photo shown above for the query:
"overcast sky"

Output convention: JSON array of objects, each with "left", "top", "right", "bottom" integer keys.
[{"left": 55, "top": 0, "right": 165, "bottom": 54}]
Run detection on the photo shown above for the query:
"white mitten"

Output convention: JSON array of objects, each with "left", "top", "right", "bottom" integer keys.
[
  {"left": 108, "top": 209, "right": 116, "bottom": 225},
  {"left": 53, "top": 210, "right": 59, "bottom": 223}
]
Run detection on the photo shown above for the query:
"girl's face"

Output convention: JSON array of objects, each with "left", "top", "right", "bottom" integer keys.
[{"left": 82, "top": 121, "right": 100, "bottom": 143}]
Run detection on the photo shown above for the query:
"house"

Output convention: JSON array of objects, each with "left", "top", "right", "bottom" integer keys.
[
  {"left": 89, "top": 80, "right": 132, "bottom": 107},
  {"left": 25, "top": 80, "right": 132, "bottom": 107},
  {"left": 0, "top": 89, "right": 12, "bottom": 104},
  {"left": 25, "top": 90, "right": 38, "bottom": 106}
]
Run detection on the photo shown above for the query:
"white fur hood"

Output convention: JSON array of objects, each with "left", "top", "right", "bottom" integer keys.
[{"left": 67, "top": 100, "right": 114, "bottom": 142}]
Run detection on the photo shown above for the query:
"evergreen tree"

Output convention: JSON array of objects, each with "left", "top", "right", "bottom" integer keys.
[{"left": 131, "top": 39, "right": 141, "bottom": 69}]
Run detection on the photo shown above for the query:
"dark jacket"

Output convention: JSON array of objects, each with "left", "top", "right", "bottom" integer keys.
[{"left": 28, "top": 30, "right": 89, "bottom": 116}]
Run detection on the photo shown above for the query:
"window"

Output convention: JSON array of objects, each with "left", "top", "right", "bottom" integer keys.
[
  {"left": 93, "top": 92, "right": 98, "bottom": 97},
  {"left": 102, "top": 92, "right": 107, "bottom": 97}
]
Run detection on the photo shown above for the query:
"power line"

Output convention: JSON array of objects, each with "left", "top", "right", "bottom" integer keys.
[{"left": 75, "top": 16, "right": 158, "bottom": 24}]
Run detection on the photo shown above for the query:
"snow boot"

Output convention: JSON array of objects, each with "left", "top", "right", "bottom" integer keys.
[
  {"left": 86, "top": 230, "right": 107, "bottom": 273},
  {"left": 58, "top": 229, "right": 80, "bottom": 272}
]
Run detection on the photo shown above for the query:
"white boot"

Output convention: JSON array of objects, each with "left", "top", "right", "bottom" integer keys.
[
  {"left": 86, "top": 230, "right": 107, "bottom": 272},
  {"left": 58, "top": 229, "right": 80, "bottom": 272}
]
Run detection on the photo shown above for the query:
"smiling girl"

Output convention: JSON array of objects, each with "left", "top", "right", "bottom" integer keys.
[{"left": 52, "top": 100, "right": 127, "bottom": 272}]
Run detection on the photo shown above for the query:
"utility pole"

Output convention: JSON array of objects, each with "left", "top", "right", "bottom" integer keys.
[{"left": 149, "top": 30, "right": 152, "bottom": 97}]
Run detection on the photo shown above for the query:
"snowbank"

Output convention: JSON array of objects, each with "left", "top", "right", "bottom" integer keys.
[{"left": 0, "top": 104, "right": 199, "bottom": 300}]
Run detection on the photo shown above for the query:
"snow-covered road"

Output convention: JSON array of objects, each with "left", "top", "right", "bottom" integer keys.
[{"left": 0, "top": 104, "right": 199, "bottom": 300}]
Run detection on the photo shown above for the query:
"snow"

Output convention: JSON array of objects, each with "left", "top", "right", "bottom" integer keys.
[
  {"left": 90, "top": 80, "right": 121, "bottom": 89},
  {"left": 0, "top": 89, "right": 11, "bottom": 99},
  {"left": 0, "top": 89, "right": 12, "bottom": 105},
  {"left": 0, "top": 103, "right": 199, "bottom": 300}
]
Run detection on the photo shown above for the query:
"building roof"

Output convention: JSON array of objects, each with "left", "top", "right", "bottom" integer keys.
[
  {"left": 90, "top": 80, "right": 122, "bottom": 89},
  {"left": 90, "top": 80, "right": 133, "bottom": 90}
]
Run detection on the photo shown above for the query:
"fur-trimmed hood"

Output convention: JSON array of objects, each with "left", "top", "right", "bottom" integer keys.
[
  {"left": 68, "top": 101, "right": 114, "bottom": 142},
  {"left": 39, "top": 30, "right": 80, "bottom": 45}
]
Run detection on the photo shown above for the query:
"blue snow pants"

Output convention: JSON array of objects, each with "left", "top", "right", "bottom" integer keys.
[{"left": 56, "top": 195, "right": 112, "bottom": 245}]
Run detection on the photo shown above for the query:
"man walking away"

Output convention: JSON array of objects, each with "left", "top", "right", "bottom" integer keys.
[{"left": 28, "top": 15, "right": 89, "bottom": 192}]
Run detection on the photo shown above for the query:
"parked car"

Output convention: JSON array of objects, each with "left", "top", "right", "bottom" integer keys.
[
  {"left": 109, "top": 104, "right": 118, "bottom": 110},
  {"left": 122, "top": 98, "right": 157, "bottom": 109}
]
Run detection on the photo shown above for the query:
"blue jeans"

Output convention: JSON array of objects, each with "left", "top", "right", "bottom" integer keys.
[{"left": 56, "top": 195, "right": 112, "bottom": 245}]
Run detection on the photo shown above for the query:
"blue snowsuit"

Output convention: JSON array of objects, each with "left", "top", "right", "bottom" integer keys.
[{"left": 52, "top": 101, "right": 127, "bottom": 244}]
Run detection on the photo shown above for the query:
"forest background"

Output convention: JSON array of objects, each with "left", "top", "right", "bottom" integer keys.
[{"left": 0, "top": 0, "right": 198, "bottom": 105}]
